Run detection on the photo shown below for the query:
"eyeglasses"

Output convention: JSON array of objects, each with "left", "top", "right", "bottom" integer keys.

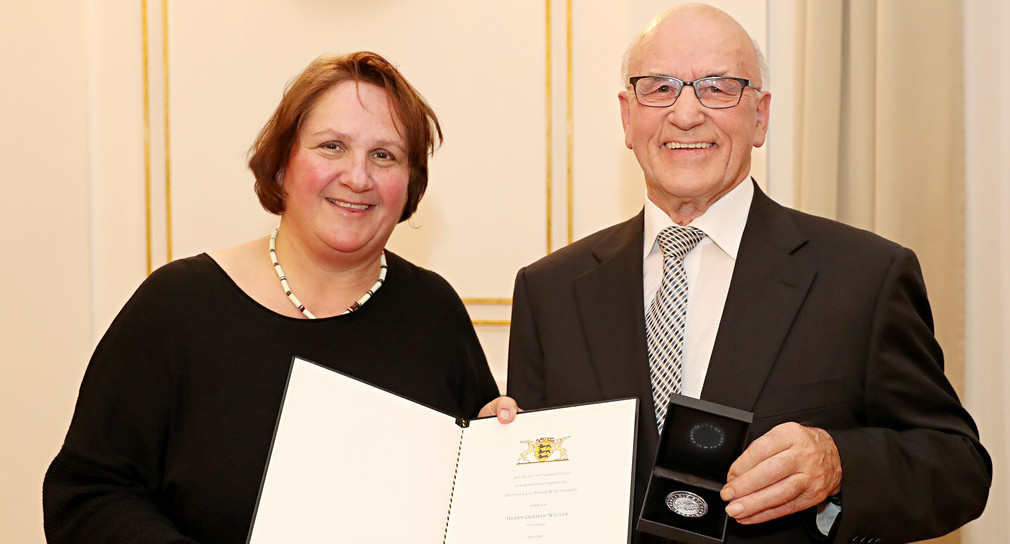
[{"left": 628, "top": 76, "right": 761, "bottom": 109}]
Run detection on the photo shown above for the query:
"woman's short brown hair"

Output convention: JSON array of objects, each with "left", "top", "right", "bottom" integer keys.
[{"left": 249, "top": 51, "right": 442, "bottom": 222}]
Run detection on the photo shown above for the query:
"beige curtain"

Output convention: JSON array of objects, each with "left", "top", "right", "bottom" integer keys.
[{"left": 792, "top": 1, "right": 965, "bottom": 543}]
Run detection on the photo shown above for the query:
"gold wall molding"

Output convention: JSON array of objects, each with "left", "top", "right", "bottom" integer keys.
[
  {"left": 463, "top": 298, "right": 513, "bottom": 305},
  {"left": 467, "top": 0, "right": 571, "bottom": 326},
  {"left": 143, "top": 2, "right": 576, "bottom": 327},
  {"left": 141, "top": 0, "right": 173, "bottom": 274},
  {"left": 162, "top": 0, "right": 173, "bottom": 263},
  {"left": 472, "top": 319, "right": 512, "bottom": 326},
  {"left": 545, "top": 0, "right": 553, "bottom": 255},
  {"left": 141, "top": 0, "right": 152, "bottom": 274},
  {"left": 565, "top": 0, "right": 573, "bottom": 246}
]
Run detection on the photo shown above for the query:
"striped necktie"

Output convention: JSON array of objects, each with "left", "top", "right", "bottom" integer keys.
[{"left": 646, "top": 224, "right": 706, "bottom": 434}]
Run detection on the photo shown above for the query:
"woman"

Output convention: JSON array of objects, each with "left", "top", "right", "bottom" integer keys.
[{"left": 43, "top": 51, "right": 515, "bottom": 543}]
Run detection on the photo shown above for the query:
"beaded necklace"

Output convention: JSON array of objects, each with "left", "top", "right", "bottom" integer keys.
[{"left": 269, "top": 224, "right": 387, "bottom": 319}]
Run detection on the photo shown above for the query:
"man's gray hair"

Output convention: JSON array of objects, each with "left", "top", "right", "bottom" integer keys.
[{"left": 752, "top": 37, "right": 769, "bottom": 89}]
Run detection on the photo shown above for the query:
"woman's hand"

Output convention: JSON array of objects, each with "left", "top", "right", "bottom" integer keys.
[{"left": 478, "top": 396, "right": 520, "bottom": 423}]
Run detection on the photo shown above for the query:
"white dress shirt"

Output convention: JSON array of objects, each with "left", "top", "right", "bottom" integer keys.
[{"left": 642, "top": 180, "right": 753, "bottom": 399}]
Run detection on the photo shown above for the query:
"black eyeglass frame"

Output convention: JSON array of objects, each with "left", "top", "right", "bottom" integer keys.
[{"left": 628, "top": 75, "right": 761, "bottom": 109}]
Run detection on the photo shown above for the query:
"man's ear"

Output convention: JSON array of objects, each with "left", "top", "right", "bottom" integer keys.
[
  {"left": 619, "top": 90, "right": 634, "bottom": 149},
  {"left": 752, "top": 90, "right": 771, "bottom": 148}
]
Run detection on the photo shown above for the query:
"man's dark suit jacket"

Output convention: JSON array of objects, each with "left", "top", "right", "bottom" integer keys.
[{"left": 507, "top": 183, "right": 990, "bottom": 544}]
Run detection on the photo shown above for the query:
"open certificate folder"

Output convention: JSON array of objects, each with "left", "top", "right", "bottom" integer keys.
[{"left": 247, "top": 357, "right": 638, "bottom": 543}]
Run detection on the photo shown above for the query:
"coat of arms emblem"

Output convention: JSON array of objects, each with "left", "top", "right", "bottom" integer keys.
[{"left": 517, "top": 436, "right": 570, "bottom": 464}]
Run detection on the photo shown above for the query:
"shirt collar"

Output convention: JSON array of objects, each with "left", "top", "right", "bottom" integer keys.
[{"left": 643, "top": 179, "right": 753, "bottom": 260}]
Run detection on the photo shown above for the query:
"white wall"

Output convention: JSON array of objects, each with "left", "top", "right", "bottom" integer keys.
[{"left": 1, "top": 2, "right": 93, "bottom": 542}]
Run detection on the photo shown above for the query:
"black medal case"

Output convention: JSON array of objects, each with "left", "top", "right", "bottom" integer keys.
[{"left": 637, "top": 395, "right": 752, "bottom": 543}]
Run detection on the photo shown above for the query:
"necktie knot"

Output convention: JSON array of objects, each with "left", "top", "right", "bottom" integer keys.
[{"left": 656, "top": 225, "right": 706, "bottom": 262}]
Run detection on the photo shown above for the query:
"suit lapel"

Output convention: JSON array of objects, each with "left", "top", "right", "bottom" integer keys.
[
  {"left": 702, "top": 185, "right": 817, "bottom": 411},
  {"left": 572, "top": 212, "right": 659, "bottom": 438}
]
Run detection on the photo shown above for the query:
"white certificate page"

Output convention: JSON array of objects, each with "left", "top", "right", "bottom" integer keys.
[
  {"left": 247, "top": 357, "right": 462, "bottom": 543},
  {"left": 445, "top": 398, "right": 638, "bottom": 543}
]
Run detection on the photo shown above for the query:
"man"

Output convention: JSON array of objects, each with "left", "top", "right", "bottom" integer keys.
[{"left": 506, "top": 4, "right": 990, "bottom": 543}]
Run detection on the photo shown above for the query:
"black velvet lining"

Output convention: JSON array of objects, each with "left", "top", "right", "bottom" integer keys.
[
  {"left": 638, "top": 396, "right": 753, "bottom": 542},
  {"left": 659, "top": 404, "right": 751, "bottom": 481}
]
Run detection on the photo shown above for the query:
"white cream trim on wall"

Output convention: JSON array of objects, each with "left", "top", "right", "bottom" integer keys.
[
  {"left": 765, "top": 0, "right": 798, "bottom": 207},
  {"left": 90, "top": 0, "right": 156, "bottom": 340},
  {"left": 963, "top": 1, "right": 1010, "bottom": 543}
]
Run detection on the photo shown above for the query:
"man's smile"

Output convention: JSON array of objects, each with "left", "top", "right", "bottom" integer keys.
[{"left": 665, "top": 142, "right": 714, "bottom": 150}]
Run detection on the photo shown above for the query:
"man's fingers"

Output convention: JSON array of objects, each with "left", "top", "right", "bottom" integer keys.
[
  {"left": 721, "top": 423, "right": 842, "bottom": 523},
  {"left": 724, "top": 423, "right": 799, "bottom": 495},
  {"left": 730, "top": 491, "right": 812, "bottom": 525},
  {"left": 723, "top": 449, "right": 796, "bottom": 501},
  {"left": 725, "top": 470, "right": 816, "bottom": 520}
]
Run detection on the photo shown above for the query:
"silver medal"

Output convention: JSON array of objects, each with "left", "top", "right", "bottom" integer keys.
[{"left": 665, "top": 491, "right": 708, "bottom": 517}]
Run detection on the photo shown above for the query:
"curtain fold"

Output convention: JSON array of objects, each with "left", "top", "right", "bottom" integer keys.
[
  {"left": 792, "top": 2, "right": 965, "bottom": 540},
  {"left": 794, "top": 0, "right": 843, "bottom": 218}
]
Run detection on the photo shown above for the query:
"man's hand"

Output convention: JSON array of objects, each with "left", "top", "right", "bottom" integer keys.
[
  {"left": 478, "top": 396, "right": 520, "bottom": 423},
  {"left": 720, "top": 422, "right": 841, "bottom": 524}
]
